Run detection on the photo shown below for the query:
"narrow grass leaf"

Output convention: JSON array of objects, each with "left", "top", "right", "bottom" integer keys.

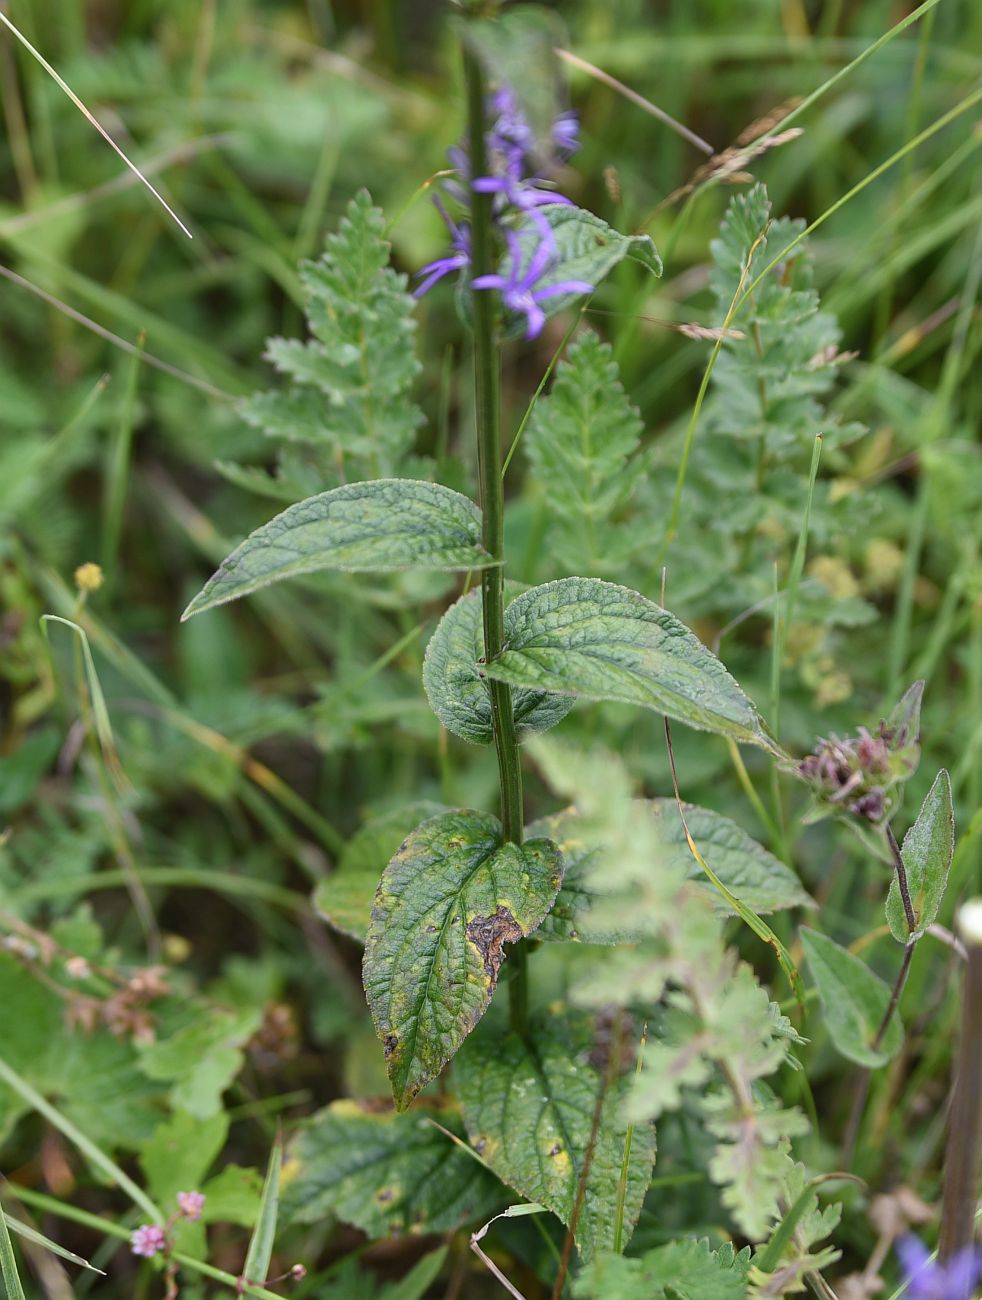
[
  {"left": 1, "top": 1210, "right": 105, "bottom": 1275},
  {"left": 242, "top": 1132, "right": 282, "bottom": 1288}
]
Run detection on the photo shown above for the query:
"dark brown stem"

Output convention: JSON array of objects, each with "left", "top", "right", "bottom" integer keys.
[
  {"left": 886, "top": 822, "right": 917, "bottom": 933},
  {"left": 939, "top": 939, "right": 982, "bottom": 1260}
]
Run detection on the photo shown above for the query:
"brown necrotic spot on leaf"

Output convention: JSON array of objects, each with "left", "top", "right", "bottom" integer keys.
[
  {"left": 383, "top": 1034, "right": 399, "bottom": 1059},
  {"left": 466, "top": 906, "right": 523, "bottom": 979}
]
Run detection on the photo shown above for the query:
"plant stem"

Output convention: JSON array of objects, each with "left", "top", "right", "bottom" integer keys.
[
  {"left": 463, "top": 41, "right": 528, "bottom": 1034},
  {"left": 843, "top": 824, "right": 920, "bottom": 1164},
  {"left": 939, "top": 910, "right": 982, "bottom": 1261}
]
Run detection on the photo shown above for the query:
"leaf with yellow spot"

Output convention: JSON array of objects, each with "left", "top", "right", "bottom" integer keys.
[
  {"left": 454, "top": 1011, "right": 656, "bottom": 1261},
  {"left": 363, "top": 810, "right": 563, "bottom": 1109}
]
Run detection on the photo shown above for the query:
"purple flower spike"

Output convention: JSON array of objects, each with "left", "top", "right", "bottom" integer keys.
[
  {"left": 473, "top": 229, "right": 592, "bottom": 340},
  {"left": 896, "top": 1235, "right": 982, "bottom": 1300},
  {"left": 553, "top": 110, "right": 580, "bottom": 158},
  {"left": 130, "top": 1224, "right": 167, "bottom": 1258},
  {"left": 414, "top": 200, "right": 471, "bottom": 298},
  {"left": 176, "top": 1190, "right": 206, "bottom": 1221}
]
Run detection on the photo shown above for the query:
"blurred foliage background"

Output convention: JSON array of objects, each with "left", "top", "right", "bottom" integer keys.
[{"left": 1, "top": 0, "right": 981, "bottom": 1295}]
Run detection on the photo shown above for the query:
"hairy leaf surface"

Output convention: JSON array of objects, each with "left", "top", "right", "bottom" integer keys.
[
  {"left": 574, "top": 1238, "right": 751, "bottom": 1299},
  {"left": 525, "top": 332, "right": 646, "bottom": 575},
  {"left": 238, "top": 190, "right": 423, "bottom": 496},
  {"left": 314, "top": 802, "right": 448, "bottom": 943},
  {"left": 454, "top": 1012, "right": 655, "bottom": 1260},
  {"left": 886, "top": 768, "right": 954, "bottom": 942},
  {"left": 280, "top": 1101, "right": 502, "bottom": 1235},
  {"left": 484, "top": 579, "right": 774, "bottom": 750},
  {"left": 423, "top": 586, "right": 574, "bottom": 744},
  {"left": 363, "top": 811, "right": 563, "bottom": 1108},
  {"left": 531, "top": 801, "right": 810, "bottom": 943},
  {"left": 800, "top": 928, "right": 902, "bottom": 1067},
  {"left": 182, "top": 480, "right": 494, "bottom": 618}
]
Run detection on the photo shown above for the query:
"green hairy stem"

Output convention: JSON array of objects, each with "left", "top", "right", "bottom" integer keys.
[{"left": 463, "top": 40, "right": 529, "bottom": 1033}]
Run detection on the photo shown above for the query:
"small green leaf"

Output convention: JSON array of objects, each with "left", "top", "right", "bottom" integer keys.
[
  {"left": 182, "top": 480, "right": 495, "bottom": 619},
  {"left": 423, "top": 586, "right": 574, "bottom": 745},
  {"left": 363, "top": 810, "right": 563, "bottom": 1108},
  {"left": 800, "top": 928, "right": 902, "bottom": 1067},
  {"left": 138, "top": 1008, "right": 261, "bottom": 1118},
  {"left": 313, "top": 801, "right": 449, "bottom": 942},
  {"left": 484, "top": 579, "right": 774, "bottom": 750},
  {"left": 242, "top": 1133, "right": 282, "bottom": 1288},
  {"left": 886, "top": 769, "right": 954, "bottom": 942},
  {"left": 454, "top": 1012, "right": 655, "bottom": 1261},
  {"left": 280, "top": 1101, "right": 502, "bottom": 1236},
  {"left": 140, "top": 1110, "right": 229, "bottom": 1210}
]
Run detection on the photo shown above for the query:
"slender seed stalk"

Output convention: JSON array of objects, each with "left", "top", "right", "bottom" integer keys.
[
  {"left": 463, "top": 42, "right": 528, "bottom": 1034},
  {"left": 939, "top": 903, "right": 982, "bottom": 1262}
]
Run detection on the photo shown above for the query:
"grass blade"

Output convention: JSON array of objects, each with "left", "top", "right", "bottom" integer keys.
[
  {"left": 0, "top": 1056, "right": 162, "bottom": 1225},
  {"left": 0, "top": 12, "right": 192, "bottom": 238},
  {"left": 242, "top": 1131, "right": 282, "bottom": 1287},
  {"left": 0, "top": 1197, "right": 27, "bottom": 1300},
  {"left": 2, "top": 1209, "right": 105, "bottom": 1275}
]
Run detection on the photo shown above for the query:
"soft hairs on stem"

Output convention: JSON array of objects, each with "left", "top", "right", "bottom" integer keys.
[{"left": 463, "top": 40, "right": 529, "bottom": 1034}]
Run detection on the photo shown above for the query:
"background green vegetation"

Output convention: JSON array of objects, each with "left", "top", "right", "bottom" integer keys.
[{"left": 0, "top": 0, "right": 980, "bottom": 1295}]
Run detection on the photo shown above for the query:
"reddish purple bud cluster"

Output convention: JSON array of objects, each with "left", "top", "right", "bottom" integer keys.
[
  {"left": 797, "top": 718, "right": 918, "bottom": 825},
  {"left": 415, "top": 84, "right": 593, "bottom": 339},
  {"left": 177, "top": 1190, "right": 206, "bottom": 1221}
]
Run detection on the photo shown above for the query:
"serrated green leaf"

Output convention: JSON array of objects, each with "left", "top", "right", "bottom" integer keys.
[
  {"left": 363, "top": 811, "right": 563, "bottom": 1107},
  {"left": 573, "top": 1237, "right": 750, "bottom": 1300},
  {"left": 280, "top": 1101, "right": 502, "bottom": 1236},
  {"left": 886, "top": 769, "right": 954, "bottom": 942},
  {"left": 525, "top": 332, "right": 646, "bottom": 575},
  {"left": 182, "top": 480, "right": 495, "bottom": 619},
  {"left": 483, "top": 579, "right": 775, "bottom": 750},
  {"left": 800, "top": 928, "right": 902, "bottom": 1067},
  {"left": 314, "top": 802, "right": 449, "bottom": 942},
  {"left": 454, "top": 1012, "right": 655, "bottom": 1261},
  {"left": 423, "top": 586, "right": 575, "bottom": 745},
  {"left": 241, "top": 190, "right": 423, "bottom": 487}
]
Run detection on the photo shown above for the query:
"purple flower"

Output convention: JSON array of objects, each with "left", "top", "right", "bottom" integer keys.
[
  {"left": 553, "top": 110, "right": 580, "bottom": 158},
  {"left": 130, "top": 1224, "right": 166, "bottom": 1258},
  {"left": 414, "top": 198, "right": 471, "bottom": 298},
  {"left": 176, "top": 1190, "right": 206, "bottom": 1221},
  {"left": 472, "top": 228, "right": 593, "bottom": 340},
  {"left": 896, "top": 1235, "right": 982, "bottom": 1300}
]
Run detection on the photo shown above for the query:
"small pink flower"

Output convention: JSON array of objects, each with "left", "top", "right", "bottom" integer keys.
[
  {"left": 130, "top": 1224, "right": 166, "bottom": 1258},
  {"left": 176, "top": 1190, "right": 206, "bottom": 1222}
]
